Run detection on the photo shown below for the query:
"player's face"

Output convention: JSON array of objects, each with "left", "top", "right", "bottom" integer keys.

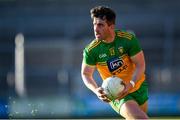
[{"left": 93, "top": 17, "right": 112, "bottom": 40}]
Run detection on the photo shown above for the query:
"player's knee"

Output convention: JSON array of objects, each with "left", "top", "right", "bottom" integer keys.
[
  {"left": 135, "top": 113, "right": 148, "bottom": 119},
  {"left": 129, "top": 111, "right": 148, "bottom": 119},
  {"left": 120, "top": 100, "right": 148, "bottom": 119}
]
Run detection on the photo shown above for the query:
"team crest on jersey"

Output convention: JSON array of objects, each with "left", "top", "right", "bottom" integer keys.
[
  {"left": 109, "top": 47, "right": 115, "bottom": 56},
  {"left": 107, "top": 57, "right": 124, "bottom": 72},
  {"left": 118, "top": 47, "right": 124, "bottom": 54}
]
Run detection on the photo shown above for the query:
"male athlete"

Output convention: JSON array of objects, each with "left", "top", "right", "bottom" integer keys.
[{"left": 81, "top": 6, "right": 148, "bottom": 119}]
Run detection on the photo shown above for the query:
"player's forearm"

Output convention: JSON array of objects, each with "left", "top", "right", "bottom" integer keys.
[
  {"left": 131, "top": 61, "right": 145, "bottom": 84},
  {"left": 82, "top": 74, "right": 98, "bottom": 94},
  {"left": 130, "top": 51, "right": 145, "bottom": 84}
]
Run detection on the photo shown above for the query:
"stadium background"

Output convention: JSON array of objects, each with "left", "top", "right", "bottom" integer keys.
[{"left": 0, "top": 0, "right": 180, "bottom": 119}]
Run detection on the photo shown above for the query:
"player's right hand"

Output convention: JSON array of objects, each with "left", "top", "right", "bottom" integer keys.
[{"left": 95, "top": 87, "right": 111, "bottom": 103}]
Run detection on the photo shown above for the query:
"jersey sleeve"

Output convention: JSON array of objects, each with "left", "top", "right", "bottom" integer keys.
[
  {"left": 83, "top": 48, "right": 96, "bottom": 66},
  {"left": 128, "top": 35, "right": 142, "bottom": 57}
]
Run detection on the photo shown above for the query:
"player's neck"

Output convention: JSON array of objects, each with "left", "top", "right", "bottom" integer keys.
[{"left": 103, "top": 31, "right": 115, "bottom": 43}]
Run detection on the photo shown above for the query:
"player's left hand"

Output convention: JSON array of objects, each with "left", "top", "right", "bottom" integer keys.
[
  {"left": 116, "top": 82, "right": 133, "bottom": 100},
  {"left": 95, "top": 87, "right": 111, "bottom": 103}
]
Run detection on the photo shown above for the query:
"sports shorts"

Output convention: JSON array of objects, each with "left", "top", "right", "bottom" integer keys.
[{"left": 109, "top": 80, "right": 148, "bottom": 114}]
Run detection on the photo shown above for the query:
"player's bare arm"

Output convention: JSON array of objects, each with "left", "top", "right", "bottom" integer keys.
[
  {"left": 130, "top": 51, "right": 146, "bottom": 84},
  {"left": 117, "top": 51, "right": 145, "bottom": 99},
  {"left": 81, "top": 62, "right": 110, "bottom": 102}
]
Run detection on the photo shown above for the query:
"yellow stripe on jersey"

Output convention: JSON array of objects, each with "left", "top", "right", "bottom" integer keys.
[
  {"left": 117, "top": 32, "right": 133, "bottom": 40},
  {"left": 97, "top": 62, "right": 107, "bottom": 66},
  {"left": 121, "top": 54, "right": 128, "bottom": 59},
  {"left": 87, "top": 39, "right": 101, "bottom": 52}
]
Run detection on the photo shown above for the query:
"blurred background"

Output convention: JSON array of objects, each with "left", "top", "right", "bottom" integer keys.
[{"left": 0, "top": 0, "right": 180, "bottom": 119}]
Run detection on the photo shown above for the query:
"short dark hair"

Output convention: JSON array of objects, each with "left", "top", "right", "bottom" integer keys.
[{"left": 90, "top": 6, "right": 116, "bottom": 25}]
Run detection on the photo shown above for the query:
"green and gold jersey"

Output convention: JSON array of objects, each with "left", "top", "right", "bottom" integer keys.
[{"left": 83, "top": 30, "right": 145, "bottom": 93}]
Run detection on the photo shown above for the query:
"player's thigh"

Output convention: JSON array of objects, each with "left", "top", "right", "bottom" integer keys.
[{"left": 120, "top": 100, "right": 148, "bottom": 119}]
